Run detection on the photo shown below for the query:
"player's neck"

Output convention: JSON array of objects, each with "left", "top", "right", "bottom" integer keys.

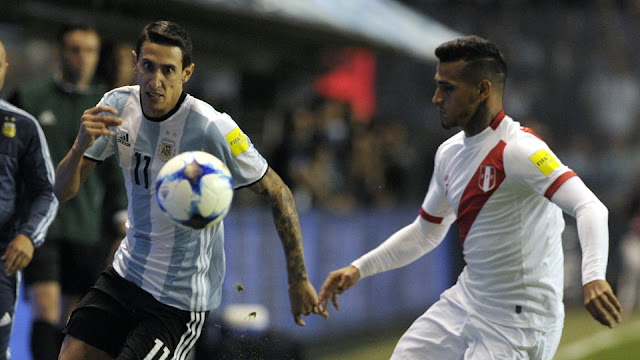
[{"left": 463, "top": 102, "right": 502, "bottom": 137}]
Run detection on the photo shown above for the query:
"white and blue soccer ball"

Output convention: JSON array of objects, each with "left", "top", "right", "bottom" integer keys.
[{"left": 156, "top": 151, "right": 233, "bottom": 229}]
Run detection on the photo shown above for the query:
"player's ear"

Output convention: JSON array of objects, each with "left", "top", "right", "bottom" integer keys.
[
  {"left": 182, "top": 63, "right": 194, "bottom": 83},
  {"left": 131, "top": 50, "right": 138, "bottom": 71},
  {"left": 478, "top": 79, "right": 491, "bottom": 99}
]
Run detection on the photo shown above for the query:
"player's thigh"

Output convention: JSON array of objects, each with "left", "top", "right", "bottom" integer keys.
[
  {"left": 58, "top": 334, "right": 113, "bottom": 360},
  {"left": 528, "top": 326, "right": 562, "bottom": 360},
  {"left": 0, "top": 265, "right": 17, "bottom": 360},
  {"left": 63, "top": 288, "right": 134, "bottom": 358},
  {"left": 119, "top": 309, "right": 208, "bottom": 360},
  {"left": 465, "top": 313, "right": 562, "bottom": 360},
  {"left": 27, "top": 281, "right": 61, "bottom": 322},
  {"left": 391, "top": 297, "right": 468, "bottom": 360}
]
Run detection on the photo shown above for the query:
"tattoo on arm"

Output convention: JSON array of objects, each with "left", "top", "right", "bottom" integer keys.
[{"left": 251, "top": 168, "right": 308, "bottom": 283}]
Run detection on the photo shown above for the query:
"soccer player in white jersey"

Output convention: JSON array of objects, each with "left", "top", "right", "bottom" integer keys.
[
  {"left": 54, "top": 21, "right": 326, "bottom": 359},
  {"left": 318, "top": 35, "right": 622, "bottom": 359}
]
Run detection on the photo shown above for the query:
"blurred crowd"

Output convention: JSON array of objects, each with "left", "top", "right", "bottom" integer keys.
[{"left": 268, "top": 98, "right": 418, "bottom": 213}]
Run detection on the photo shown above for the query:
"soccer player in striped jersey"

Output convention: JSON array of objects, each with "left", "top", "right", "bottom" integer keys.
[
  {"left": 319, "top": 35, "right": 622, "bottom": 360},
  {"left": 0, "top": 38, "right": 58, "bottom": 360},
  {"left": 54, "top": 21, "right": 325, "bottom": 360}
]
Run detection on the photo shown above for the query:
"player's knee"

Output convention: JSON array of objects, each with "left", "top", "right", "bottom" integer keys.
[{"left": 28, "top": 282, "right": 62, "bottom": 322}]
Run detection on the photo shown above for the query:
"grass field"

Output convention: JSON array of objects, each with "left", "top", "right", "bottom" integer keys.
[{"left": 307, "top": 307, "right": 640, "bottom": 360}]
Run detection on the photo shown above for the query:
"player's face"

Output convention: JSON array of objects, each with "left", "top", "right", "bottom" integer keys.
[
  {"left": 60, "top": 30, "right": 100, "bottom": 87},
  {"left": 0, "top": 41, "right": 7, "bottom": 91},
  {"left": 133, "top": 41, "right": 194, "bottom": 118},
  {"left": 432, "top": 60, "right": 483, "bottom": 131}
]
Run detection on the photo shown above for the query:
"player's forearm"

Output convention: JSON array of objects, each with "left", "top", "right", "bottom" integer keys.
[
  {"left": 353, "top": 216, "right": 447, "bottom": 278},
  {"left": 254, "top": 168, "right": 309, "bottom": 284},
  {"left": 271, "top": 190, "right": 309, "bottom": 284},
  {"left": 575, "top": 199, "right": 609, "bottom": 284},
  {"left": 552, "top": 177, "right": 609, "bottom": 284},
  {"left": 54, "top": 145, "right": 87, "bottom": 201}
]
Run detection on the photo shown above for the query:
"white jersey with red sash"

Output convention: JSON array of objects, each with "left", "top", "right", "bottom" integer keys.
[{"left": 421, "top": 110, "right": 576, "bottom": 330}]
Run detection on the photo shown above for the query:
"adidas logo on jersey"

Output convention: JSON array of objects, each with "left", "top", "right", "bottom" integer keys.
[
  {"left": 0, "top": 312, "right": 12, "bottom": 327},
  {"left": 117, "top": 132, "right": 131, "bottom": 147}
]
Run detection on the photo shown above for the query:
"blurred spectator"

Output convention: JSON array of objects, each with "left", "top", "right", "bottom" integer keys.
[{"left": 97, "top": 40, "right": 135, "bottom": 90}]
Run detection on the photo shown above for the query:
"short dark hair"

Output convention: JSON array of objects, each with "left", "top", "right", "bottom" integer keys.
[
  {"left": 57, "top": 23, "right": 99, "bottom": 46},
  {"left": 435, "top": 35, "right": 507, "bottom": 87},
  {"left": 136, "top": 20, "right": 193, "bottom": 69}
]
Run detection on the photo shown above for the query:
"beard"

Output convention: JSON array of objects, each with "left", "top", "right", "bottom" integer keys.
[{"left": 466, "top": 101, "right": 489, "bottom": 134}]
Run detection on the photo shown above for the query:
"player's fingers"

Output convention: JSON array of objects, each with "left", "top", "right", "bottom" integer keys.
[
  {"left": 318, "top": 295, "right": 329, "bottom": 312},
  {"left": 319, "top": 275, "right": 339, "bottom": 300},
  {"left": 294, "top": 313, "right": 306, "bottom": 327},
  {"left": 587, "top": 298, "right": 613, "bottom": 328},
  {"left": 607, "top": 291, "right": 624, "bottom": 314},
  {"left": 314, "top": 304, "right": 329, "bottom": 319},
  {"left": 331, "top": 294, "right": 340, "bottom": 311},
  {"left": 86, "top": 105, "right": 118, "bottom": 116},
  {"left": 85, "top": 116, "right": 122, "bottom": 129},
  {"left": 4, "top": 253, "right": 17, "bottom": 275},
  {"left": 601, "top": 293, "right": 623, "bottom": 323},
  {"left": 337, "top": 275, "right": 351, "bottom": 292}
]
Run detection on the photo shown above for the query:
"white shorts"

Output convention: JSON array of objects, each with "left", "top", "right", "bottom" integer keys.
[{"left": 391, "top": 290, "right": 563, "bottom": 360}]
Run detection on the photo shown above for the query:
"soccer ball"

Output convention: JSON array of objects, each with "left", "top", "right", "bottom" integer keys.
[{"left": 156, "top": 151, "right": 233, "bottom": 229}]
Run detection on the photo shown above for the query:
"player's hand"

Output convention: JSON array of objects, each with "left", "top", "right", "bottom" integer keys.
[
  {"left": 75, "top": 105, "right": 122, "bottom": 151},
  {"left": 318, "top": 265, "right": 361, "bottom": 313},
  {"left": 583, "top": 279, "right": 622, "bottom": 328},
  {"left": 1, "top": 234, "right": 34, "bottom": 276},
  {"left": 288, "top": 279, "right": 328, "bottom": 326}
]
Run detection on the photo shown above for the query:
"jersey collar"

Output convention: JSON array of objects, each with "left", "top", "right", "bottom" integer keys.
[
  {"left": 143, "top": 92, "right": 187, "bottom": 122},
  {"left": 489, "top": 109, "right": 506, "bottom": 130}
]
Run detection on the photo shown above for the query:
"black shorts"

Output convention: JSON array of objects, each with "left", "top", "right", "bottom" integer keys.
[
  {"left": 23, "top": 238, "right": 110, "bottom": 296},
  {"left": 63, "top": 267, "right": 208, "bottom": 359}
]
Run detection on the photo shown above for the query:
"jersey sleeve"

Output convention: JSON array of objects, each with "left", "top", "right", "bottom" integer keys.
[
  {"left": 420, "top": 149, "right": 456, "bottom": 225},
  {"left": 204, "top": 112, "right": 268, "bottom": 188},
  {"left": 504, "top": 133, "right": 576, "bottom": 198},
  {"left": 18, "top": 118, "right": 58, "bottom": 247}
]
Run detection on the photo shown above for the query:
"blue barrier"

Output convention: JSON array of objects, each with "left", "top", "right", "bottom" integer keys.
[{"left": 219, "top": 205, "right": 456, "bottom": 340}]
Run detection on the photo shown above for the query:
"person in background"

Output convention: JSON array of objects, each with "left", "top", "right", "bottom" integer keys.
[
  {"left": 8, "top": 23, "right": 126, "bottom": 360},
  {"left": 54, "top": 20, "right": 325, "bottom": 359},
  {"left": 0, "top": 38, "right": 58, "bottom": 360},
  {"left": 97, "top": 40, "right": 136, "bottom": 91},
  {"left": 319, "top": 35, "right": 621, "bottom": 360}
]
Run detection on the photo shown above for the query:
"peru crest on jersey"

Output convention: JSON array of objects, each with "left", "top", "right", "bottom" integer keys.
[{"left": 478, "top": 165, "right": 496, "bottom": 192}]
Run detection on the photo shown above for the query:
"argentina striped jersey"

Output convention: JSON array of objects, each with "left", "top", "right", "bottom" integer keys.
[{"left": 84, "top": 86, "right": 268, "bottom": 311}]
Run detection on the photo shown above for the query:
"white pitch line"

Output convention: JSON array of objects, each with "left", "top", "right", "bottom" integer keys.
[{"left": 554, "top": 319, "right": 640, "bottom": 360}]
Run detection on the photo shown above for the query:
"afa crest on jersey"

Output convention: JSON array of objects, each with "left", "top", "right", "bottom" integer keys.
[
  {"left": 478, "top": 165, "right": 496, "bottom": 192},
  {"left": 2, "top": 118, "right": 15, "bottom": 138},
  {"left": 158, "top": 138, "right": 176, "bottom": 161}
]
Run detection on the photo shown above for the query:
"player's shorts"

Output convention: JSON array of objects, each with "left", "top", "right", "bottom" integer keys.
[
  {"left": 63, "top": 267, "right": 208, "bottom": 359},
  {"left": 23, "top": 238, "right": 109, "bottom": 296},
  {"left": 391, "top": 286, "right": 563, "bottom": 360}
]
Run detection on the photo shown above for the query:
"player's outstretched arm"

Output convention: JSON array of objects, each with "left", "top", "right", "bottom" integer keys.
[
  {"left": 249, "top": 167, "right": 328, "bottom": 326},
  {"left": 584, "top": 279, "right": 622, "bottom": 328},
  {"left": 318, "top": 265, "right": 361, "bottom": 313},
  {"left": 54, "top": 106, "right": 121, "bottom": 201}
]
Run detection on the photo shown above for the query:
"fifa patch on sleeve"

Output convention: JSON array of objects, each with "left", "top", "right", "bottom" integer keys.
[
  {"left": 529, "top": 150, "right": 560, "bottom": 176},
  {"left": 225, "top": 127, "right": 249, "bottom": 156}
]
